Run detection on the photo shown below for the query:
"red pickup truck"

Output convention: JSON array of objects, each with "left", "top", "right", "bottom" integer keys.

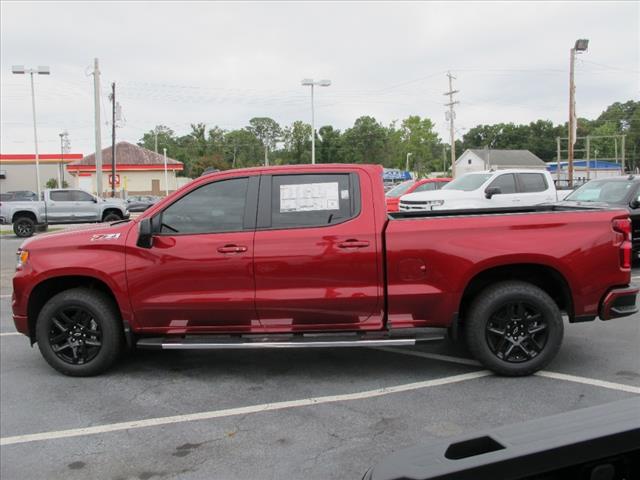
[{"left": 11, "top": 164, "right": 638, "bottom": 377}]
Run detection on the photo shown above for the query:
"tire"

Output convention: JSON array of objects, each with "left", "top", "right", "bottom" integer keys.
[
  {"left": 103, "top": 212, "right": 122, "bottom": 222},
  {"left": 464, "top": 281, "right": 563, "bottom": 376},
  {"left": 35, "top": 288, "right": 124, "bottom": 376},
  {"left": 13, "top": 216, "right": 35, "bottom": 238}
]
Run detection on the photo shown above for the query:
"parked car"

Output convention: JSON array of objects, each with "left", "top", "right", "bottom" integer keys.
[
  {"left": 11, "top": 164, "right": 636, "bottom": 377},
  {"left": 126, "top": 195, "right": 160, "bottom": 212},
  {"left": 399, "top": 169, "right": 571, "bottom": 212},
  {"left": 0, "top": 190, "right": 38, "bottom": 202},
  {"left": 558, "top": 175, "right": 640, "bottom": 260},
  {"left": 385, "top": 178, "right": 451, "bottom": 212},
  {"left": 0, "top": 188, "right": 129, "bottom": 238}
]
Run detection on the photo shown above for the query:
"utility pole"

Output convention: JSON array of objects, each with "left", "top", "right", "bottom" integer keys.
[
  {"left": 586, "top": 136, "right": 591, "bottom": 181},
  {"left": 567, "top": 39, "right": 589, "bottom": 188},
  {"left": 109, "top": 82, "right": 116, "bottom": 197},
  {"left": 154, "top": 127, "right": 159, "bottom": 153},
  {"left": 93, "top": 58, "right": 103, "bottom": 197},
  {"left": 444, "top": 72, "right": 459, "bottom": 177},
  {"left": 622, "top": 135, "right": 626, "bottom": 173}
]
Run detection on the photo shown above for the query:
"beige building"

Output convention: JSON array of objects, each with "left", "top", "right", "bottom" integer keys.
[
  {"left": 0, "top": 153, "right": 83, "bottom": 193},
  {"left": 67, "top": 142, "right": 184, "bottom": 196}
]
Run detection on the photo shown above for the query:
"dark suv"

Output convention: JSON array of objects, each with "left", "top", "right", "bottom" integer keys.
[{"left": 559, "top": 175, "right": 640, "bottom": 260}]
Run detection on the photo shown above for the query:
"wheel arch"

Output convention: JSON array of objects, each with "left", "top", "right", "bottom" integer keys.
[
  {"left": 27, "top": 275, "right": 123, "bottom": 343},
  {"left": 101, "top": 208, "right": 123, "bottom": 221},
  {"left": 12, "top": 210, "right": 38, "bottom": 223},
  {"left": 458, "top": 263, "right": 574, "bottom": 325}
]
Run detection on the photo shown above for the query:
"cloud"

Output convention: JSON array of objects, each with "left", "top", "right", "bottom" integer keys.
[{"left": 1, "top": 1, "right": 638, "bottom": 154}]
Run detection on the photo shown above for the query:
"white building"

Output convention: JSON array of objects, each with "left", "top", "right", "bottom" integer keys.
[{"left": 454, "top": 149, "right": 547, "bottom": 178}]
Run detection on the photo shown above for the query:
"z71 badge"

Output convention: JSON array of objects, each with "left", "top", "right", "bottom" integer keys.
[{"left": 90, "top": 233, "right": 121, "bottom": 241}]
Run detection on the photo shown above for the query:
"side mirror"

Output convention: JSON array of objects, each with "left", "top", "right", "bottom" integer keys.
[
  {"left": 485, "top": 186, "right": 502, "bottom": 199},
  {"left": 137, "top": 217, "right": 157, "bottom": 248},
  {"left": 630, "top": 195, "right": 640, "bottom": 209},
  {"left": 92, "top": 197, "right": 98, "bottom": 203}
]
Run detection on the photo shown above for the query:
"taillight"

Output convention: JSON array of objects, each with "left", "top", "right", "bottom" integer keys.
[{"left": 612, "top": 218, "right": 631, "bottom": 269}]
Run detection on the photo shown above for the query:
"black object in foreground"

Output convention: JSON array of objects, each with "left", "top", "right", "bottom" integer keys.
[{"left": 363, "top": 397, "right": 640, "bottom": 480}]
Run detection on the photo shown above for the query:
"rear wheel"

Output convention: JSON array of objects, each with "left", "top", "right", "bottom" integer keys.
[
  {"left": 36, "top": 288, "right": 124, "bottom": 376},
  {"left": 13, "top": 216, "right": 35, "bottom": 238},
  {"left": 464, "top": 281, "right": 563, "bottom": 376}
]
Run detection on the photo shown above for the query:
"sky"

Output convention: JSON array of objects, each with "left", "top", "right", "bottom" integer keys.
[{"left": 1, "top": 1, "right": 638, "bottom": 155}]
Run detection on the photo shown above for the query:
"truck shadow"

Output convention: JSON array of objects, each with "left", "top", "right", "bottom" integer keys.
[{"left": 116, "top": 341, "right": 477, "bottom": 382}]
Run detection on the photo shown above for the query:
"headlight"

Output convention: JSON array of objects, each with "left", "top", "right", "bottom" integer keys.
[{"left": 16, "top": 249, "right": 29, "bottom": 270}]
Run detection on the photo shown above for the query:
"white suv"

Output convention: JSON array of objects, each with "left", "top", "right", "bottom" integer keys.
[{"left": 399, "top": 169, "right": 567, "bottom": 212}]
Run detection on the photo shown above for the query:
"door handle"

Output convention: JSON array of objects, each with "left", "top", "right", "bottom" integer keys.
[
  {"left": 217, "top": 244, "right": 248, "bottom": 254},
  {"left": 337, "top": 239, "right": 370, "bottom": 249}
]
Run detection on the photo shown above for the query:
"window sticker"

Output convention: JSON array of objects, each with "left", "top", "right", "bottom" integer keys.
[
  {"left": 340, "top": 189, "right": 349, "bottom": 200},
  {"left": 280, "top": 182, "right": 340, "bottom": 212}
]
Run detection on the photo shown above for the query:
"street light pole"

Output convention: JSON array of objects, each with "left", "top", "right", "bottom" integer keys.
[
  {"left": 568, "top": 39, "right": 589, "bottom": 188},
  {"left": 163, "top": 147, "right": 169, "bottom": 196},
  {"left": 405, "top": 152, "right": 413, "bottom": 172},
  {"left": 301, "top": 78, "right": 331, "bottom": 164},
  {"left": 12, "top": 65, "right": 49, "bottom": 197}
]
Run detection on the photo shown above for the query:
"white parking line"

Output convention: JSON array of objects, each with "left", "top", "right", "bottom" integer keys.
[
  {"left": 376, "top": 347, "right": 640, "bottom": 394},
  {"left": 0, "top": 332, "right": 20, "bottom": 337},
  {"left": 536, "top": 371, "right": 640, "bottom": 394},
  {"left": 0, "top": 370, "right": 491, "bottom": 446}
]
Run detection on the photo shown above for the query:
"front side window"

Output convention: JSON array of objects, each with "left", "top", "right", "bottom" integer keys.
[
  {"left": 518, "top": 173, "right": 548, "bottom": 193},
  {"left": 50, "top": 191, "right": 73, "bottom": 202},
  {"left": 489, "top": 174, "right": 517, "bottom": 194},
  {"left": 160, "top": 177, "right": 248, "bottom": 234},
  {"left": 270, "top": 174, "right": 356, "bottom": 229}
]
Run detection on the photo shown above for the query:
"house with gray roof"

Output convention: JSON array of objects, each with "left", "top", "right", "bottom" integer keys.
[{"left": 453, "top": 149, "right": 546, "bottom": 178}]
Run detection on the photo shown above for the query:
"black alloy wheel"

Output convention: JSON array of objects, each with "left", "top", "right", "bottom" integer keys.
[
  {"left": 48, "top": 306, "right": 103, "bottom": 365},
  {"left": 485, "top": 301, "right": 548, "bottom": 363}
]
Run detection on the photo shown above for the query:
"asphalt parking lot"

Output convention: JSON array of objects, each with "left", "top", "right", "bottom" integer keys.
[{"left": 1, "top": 232, "right": 639, "bottom": 480}]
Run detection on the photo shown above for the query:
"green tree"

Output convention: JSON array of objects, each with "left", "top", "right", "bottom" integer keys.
[
  {"left": 282, "top": 121, "right": 312, "bottom": 164},
  {"left": 317, "top": 126, "right": 343, "bottom": 163},
  {"left": 399, "top": 115, "right": 441, "bottom": 171},
  {"left": 223, "top": 129, "right": 263, "bottom": 168},
  {"left": 247, "top": 117, "right": 281, "bottom": 161},
  {"left": 341, "top": 116, "right": 389, "bottom": 164}
]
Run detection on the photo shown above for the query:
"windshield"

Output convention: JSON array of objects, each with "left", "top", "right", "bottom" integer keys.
[
  {"left": 442, "top": 173, "right": 493, "bottom": 191},
  {"left": 565, "top": 179, "right": 635, "bottom": 204},
  {"left": 385, "top": 181, "right": 414, "bottom": 197}
]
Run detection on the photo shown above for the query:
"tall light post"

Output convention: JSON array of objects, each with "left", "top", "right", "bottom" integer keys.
[
  {"left": 568, "top": 38, "right": 589, "bottom": 188},
  {"left": 163, "top": 147, "right": 169, "bottom": 196},
  {"left": 301, "top": 78, "right": 331, "bottom": 164},
  {"left": 12, "top": 65, "right": 50, "bottom": 197},
  {"left": 405, "top": 152, "right": 413, "bottom": 172}
]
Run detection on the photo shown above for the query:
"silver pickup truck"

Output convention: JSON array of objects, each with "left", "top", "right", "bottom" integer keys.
[{"left": 0, "top": 189, "right": 129, "bottom": 237}]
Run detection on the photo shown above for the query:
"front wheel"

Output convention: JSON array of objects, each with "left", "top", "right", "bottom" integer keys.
[
  {"left": 13, "top": 216, "right": 35, "bottom": 238},
  {"left": 464, "top": 281, "right": 563, "bottom": 376},
  {"left": 36, "top": 288, "right": 124, "bottom": 376}
]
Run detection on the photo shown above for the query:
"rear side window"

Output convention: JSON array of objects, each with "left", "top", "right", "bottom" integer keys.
[
  {"left": 518, "top": 173, "right": 548, "bottom": 193},
  {"left": 489, "top": 174, "right": 516, "bottom": 194},
  {"left": 50, "top": 191, "right": 73, "bottom": 201},
  {"left": 267, "top": 174, "right": 358, "bottom": 229},
  {"left": 413, "top": 182, "right": 437, "bottom": 193},
  {"left": 160, "top": 177, "right": 249, "bottom": 234}
]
